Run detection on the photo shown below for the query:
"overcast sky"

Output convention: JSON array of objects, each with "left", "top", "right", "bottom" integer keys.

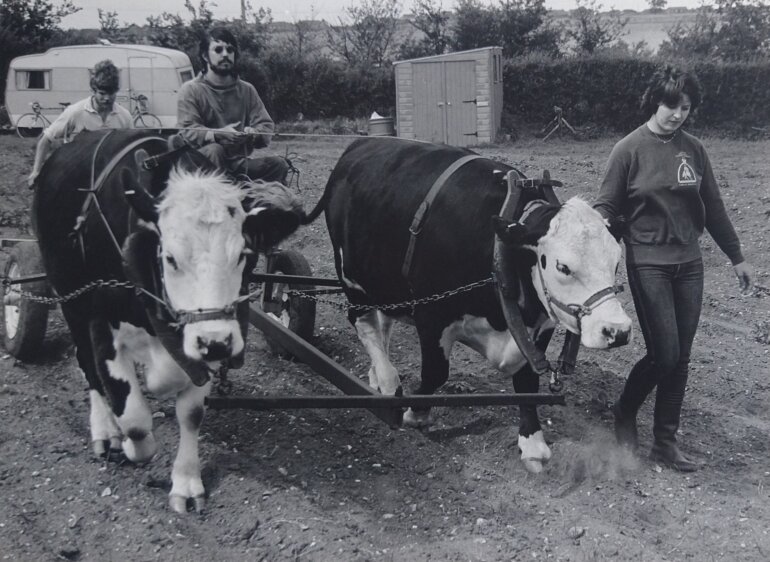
[{"left": 61, "top": 0, "right": 710, "bottom": 29}]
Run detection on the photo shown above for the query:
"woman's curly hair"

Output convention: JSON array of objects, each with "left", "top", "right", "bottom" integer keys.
[{"left": 640, "top": 64, "right": 703, "bottom": 116}]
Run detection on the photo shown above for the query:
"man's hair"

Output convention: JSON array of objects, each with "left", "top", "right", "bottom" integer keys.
[
  {"left": 199, "top": 26, "right": 240, "bottom": 72},
  {"left": 641, "top": 64, "right": 703, "bottom": 116},
  {"left": 90, "top": 60, "right": 120, "bottom": 93}
]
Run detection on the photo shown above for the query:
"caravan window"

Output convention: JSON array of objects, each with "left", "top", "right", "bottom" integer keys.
[
  {"left": 179, "top": 70, "right": 193, "bottom": 83},
  {"left": 16, "top": 70, "right": 51, "bottom": 90}
]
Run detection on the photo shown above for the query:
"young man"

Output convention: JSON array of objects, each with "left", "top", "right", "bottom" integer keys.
[
  {"left": 28, "top": 60, "right": 133, "bottom": 187},
  {"left": 176, "top": 26, "right": 289, "bottom": 184}
]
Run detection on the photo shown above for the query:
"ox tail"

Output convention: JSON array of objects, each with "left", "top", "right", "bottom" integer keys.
[{"left": 300, "top": 181, "right": 332, "bottom": 225}]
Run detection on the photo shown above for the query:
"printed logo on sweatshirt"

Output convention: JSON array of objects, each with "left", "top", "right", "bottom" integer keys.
[{"left": 675, "top": 152, "right": 698, "bottom": 187}]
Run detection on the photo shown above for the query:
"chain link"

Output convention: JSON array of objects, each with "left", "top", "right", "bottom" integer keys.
[
  {"left": 285, "top": 277, "right": 496, "bottom": 312},
  {"left": 3, "top": 278, "right": 135, "bottom": 305}
]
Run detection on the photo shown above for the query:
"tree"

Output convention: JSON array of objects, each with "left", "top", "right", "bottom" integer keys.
[
  {"left": 0, "top": 0, "right": 80, "bottom": 103},
  {"left": 450, "top": 0, "right": 561, "bottom": 57},
  {"left": 647, "top": 0, "right": 667, "bottom": 13},
  {"left": 451, "top": 0, "right": 499, "bottom": 52},
  {"left": 327, "top": 0, "right": 401, "bottom": 67},
  {"left": 565, "top": 0, "right": 628, "bottom": 54},
  {"left": 660, "top": 0, "right": 770, "bottom": 61},
  {"left": 497, "top": 0, "right": 561, "bottom": 58},
  {"left": 398, "top": 0, "right": 451, "bottom": 59}
]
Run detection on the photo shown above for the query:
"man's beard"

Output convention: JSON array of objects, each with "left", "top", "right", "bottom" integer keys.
[{"left": 209, "top": 59, "right": 237, "bottom": 77}]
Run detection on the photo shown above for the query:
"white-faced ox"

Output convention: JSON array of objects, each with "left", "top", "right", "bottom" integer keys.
[
  {"left": 33, "top": 130, "right": 303, "bottom": 512},
  {"left": 308, "top": 137, "right": 631, "bottom": 473}
]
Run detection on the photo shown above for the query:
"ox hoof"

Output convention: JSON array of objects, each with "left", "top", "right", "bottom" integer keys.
[
  {"left": 403, "top": 408, "right": 431, "bottom": 428},
  {"left": 92, "top": 440, "right": 127, "bottom": 463},
  {"left": 522, "top": 457, "right": 546, "bottom": 474},
  {"left": 169, "top": 494, "right": 206, "bottom": 514},
  {"left": 122, "top": 433, "right": 158, "bottom": 464}
]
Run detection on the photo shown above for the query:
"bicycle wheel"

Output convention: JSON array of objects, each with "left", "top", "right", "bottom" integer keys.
[
  {"left": 133, "top": 112, "right": 162, "bottom": 132},
  {"left": 16, "top": 113, "right": 49, "bottom": 139}
]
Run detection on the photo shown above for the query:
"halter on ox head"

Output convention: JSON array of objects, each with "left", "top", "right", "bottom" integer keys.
[
  {"left": 122, "top": 167, "right": 303, "bottom": 363},
  {"left": 532, "top": 198, "right": 631, "bottom": 348},
  {"left": 496, "top": 197, "right": 632, "bottom": 349}
]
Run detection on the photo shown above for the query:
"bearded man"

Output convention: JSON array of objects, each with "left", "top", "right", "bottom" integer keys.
[{"left": 176, "top": 26, "right": 289, "bottom": 184}]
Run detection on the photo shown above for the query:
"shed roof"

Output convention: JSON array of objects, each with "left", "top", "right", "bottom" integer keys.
[
  {"left": 393, "top": 46, "right": 501, "bottom": 66},
  {"left": 10, "top": 44, "right": 191, "bottom": 70}
]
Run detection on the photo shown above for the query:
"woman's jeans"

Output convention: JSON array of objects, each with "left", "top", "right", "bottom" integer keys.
[{"left": 619, "top": 258, "right": 704, "bottom": 420}]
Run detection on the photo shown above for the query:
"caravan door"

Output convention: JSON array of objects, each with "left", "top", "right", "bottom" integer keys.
[{"left": 126, "top": 56, "right": 154, "bottom": 116}]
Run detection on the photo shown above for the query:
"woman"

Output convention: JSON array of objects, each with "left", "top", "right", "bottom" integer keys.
[{"left": 594, "top": 65, "right": 753, "bottom": 472}]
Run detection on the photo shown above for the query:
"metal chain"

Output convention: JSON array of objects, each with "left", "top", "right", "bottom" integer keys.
[
  {"left": 285, "top": 277, "right": 496, "bottom": 312},
  {"left": 4, "top": 279, "right": 135, "bottom": 305}
]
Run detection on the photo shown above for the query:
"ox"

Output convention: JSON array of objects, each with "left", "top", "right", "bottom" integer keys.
[
  {"left": 33, "top": 129, "right": 303, "bottom": 512},
  {"left": 306, "top": 138, "right": 631, "bottom": 473}
]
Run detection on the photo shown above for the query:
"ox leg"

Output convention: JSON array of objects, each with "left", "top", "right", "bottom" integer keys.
[
  {"left": 512, "top": 328, "right": 555, "bottom": 474},
  {"left": 403, "top": 318, "right": 450, "bottom": 428},
  {"left": 142, "top": 338, "right": 210, "bottom": 513},
  {"left": 353, "top": 310, "right": 402, "bottom": 396},
  {"left": 169, "top": 382, "right": 209, "bottom": 513},
  {"left": 60, "top": 302, "right": 121, "bottom": 457},
  {"left": 90, "top": 320, "right": 157, "bottom": 464}
]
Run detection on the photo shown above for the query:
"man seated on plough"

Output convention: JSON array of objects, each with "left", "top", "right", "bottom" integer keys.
[
  {"left": 176, "top": 26, "right": 290, "bottom": 184},
  {"left": 27, "top": 60, "right": 133, "bottom": 187}
]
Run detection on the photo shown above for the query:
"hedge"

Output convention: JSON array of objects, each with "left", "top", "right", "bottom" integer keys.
[
  {"left": 252, "top": 53, "right": 770, "bottom": 137},
  {"left": 503, "top": 56, "right": 770, "bottom": 136}
]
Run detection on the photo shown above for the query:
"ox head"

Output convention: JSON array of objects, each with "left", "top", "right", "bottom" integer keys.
[
  {"left": 495, "top": 198, "right": 632, "bottom": 349},
  {"left": 122, "top": 167, "right": 303, "bottom": 363}
]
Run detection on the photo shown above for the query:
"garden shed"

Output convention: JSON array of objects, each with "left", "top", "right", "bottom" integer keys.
[{"left": 393, "top": 47, "right": 503, "bottom": 147}]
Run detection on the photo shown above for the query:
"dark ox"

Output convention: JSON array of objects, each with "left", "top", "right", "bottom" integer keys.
[
  {"left": 33, "top": 129, "right": 303, "bottom": 512},
  {"left": 308, "top": 138, "right": 631, "bottom": 473}
]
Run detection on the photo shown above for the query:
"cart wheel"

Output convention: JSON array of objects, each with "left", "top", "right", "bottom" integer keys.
[
  {"left": 261, "top": 249, "right": 316, "bottom": 359},
  {"left": 1, "top": 243, "right": 49, "bottom": 360}
]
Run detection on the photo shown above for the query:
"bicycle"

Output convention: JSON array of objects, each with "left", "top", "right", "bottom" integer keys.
[
  {"left": 15, "top": 101, "right": 69, "bottom": 139},
  {"left": 130, "top": 93, "right": 162, "bottom": 131}
]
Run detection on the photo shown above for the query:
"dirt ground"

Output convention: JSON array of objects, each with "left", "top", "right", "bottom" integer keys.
[{"left": 0, "top": 132, "right": 768, "bottom": 562}]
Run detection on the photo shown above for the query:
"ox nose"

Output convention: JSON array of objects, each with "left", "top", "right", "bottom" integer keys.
[
  {"left": 603, "top": 326, "right": 630, "bottom": 348},
  {"left": 196, "top": 334, "right": 234, "bottom": 361}
]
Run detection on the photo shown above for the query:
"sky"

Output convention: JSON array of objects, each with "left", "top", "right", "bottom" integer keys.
[{"left": 60, "top": 0, "right": 711, "bottom": 29}]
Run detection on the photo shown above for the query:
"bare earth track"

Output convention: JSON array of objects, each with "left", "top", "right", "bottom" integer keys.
[{"left": 0, "top": 133, "right": 768, "bottom": 561}]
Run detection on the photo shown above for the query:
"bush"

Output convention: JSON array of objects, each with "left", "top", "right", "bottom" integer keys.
[{"left": 503, "top": 55, "right": 770, "bottom": 136}]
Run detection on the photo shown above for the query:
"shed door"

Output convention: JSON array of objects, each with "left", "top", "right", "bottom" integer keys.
[
  {"left": 413, "top": 62, "right": 445, "bottom": 143},
  {"left": 412, "top": 60, "right": 477, "bottom": 146},
  {"left": 444, "top": 61, "right": 477, "bottom": 147}
]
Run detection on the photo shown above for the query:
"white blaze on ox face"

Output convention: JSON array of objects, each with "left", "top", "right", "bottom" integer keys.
[
  {"left": 156, "top": 168, "right": 247, "bottom": 361},
  {"left": 534, "top": 198, "right": 631, "bottom": 348}
]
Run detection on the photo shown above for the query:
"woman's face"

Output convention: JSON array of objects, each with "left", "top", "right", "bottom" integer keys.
[{"left": 651, "top": 93, "right": 692, "bottom": 134}]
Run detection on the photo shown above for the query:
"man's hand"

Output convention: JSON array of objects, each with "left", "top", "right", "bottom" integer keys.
[
  {"left": 213, "top": 121, "right": 246, "bottom": 146},
  {"left": 27, "top": 170, "right": 39, "bottom": 189},
  {"left": 733, "top": 261, "right": 754, "bottom": 295}
]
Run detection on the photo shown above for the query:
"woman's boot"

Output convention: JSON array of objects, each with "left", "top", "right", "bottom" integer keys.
[{"left": 650, "top": 395, "right": 700, "bottom": 472}]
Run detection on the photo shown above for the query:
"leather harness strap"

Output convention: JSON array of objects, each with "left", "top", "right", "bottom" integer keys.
[
  {"left": 402, "top": 154, "right": 485, "bottom": 279},
  {"left": 72, "top": 134, "right": 166, "bottom": 256}
]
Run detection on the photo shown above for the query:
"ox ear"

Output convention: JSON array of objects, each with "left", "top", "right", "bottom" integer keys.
[
  {"left": 121, "top": 168, "right": 159, "bottom": 224},
  {"left": 492, "top": 215, "right": 528, "bottom": 244},
  {"left": 241, "top": 181, "right": 304, "bottom": 251},
  {"left": 243, "top": 206, "right": 302, "bottom": 252}
]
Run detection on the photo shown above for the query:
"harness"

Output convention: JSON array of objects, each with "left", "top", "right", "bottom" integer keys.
[
  {"left": 402, "top": 153, "right": 485, "bottom": 278},
  {"left": 494, "top": 170, "right": 623, "bottom": 390}
]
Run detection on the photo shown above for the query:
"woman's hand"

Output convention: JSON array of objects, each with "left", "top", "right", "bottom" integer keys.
[{"left": 733, "top": 261, "right": 754, "bottom": 294}]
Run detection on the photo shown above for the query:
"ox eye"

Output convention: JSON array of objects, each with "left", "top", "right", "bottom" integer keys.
[
  {"left": 556, "top": 261, "right": 572, "bottom": 276},
  {"left": 165, "top": 255, "right": 179, "bottom": 271}
]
